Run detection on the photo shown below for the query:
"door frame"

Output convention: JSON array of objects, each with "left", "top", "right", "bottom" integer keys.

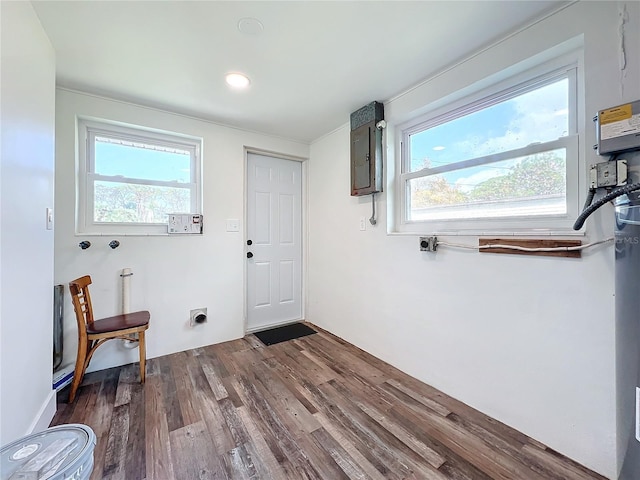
[{"left": 243, "top": 147, "right": 308, "bottom": 334}]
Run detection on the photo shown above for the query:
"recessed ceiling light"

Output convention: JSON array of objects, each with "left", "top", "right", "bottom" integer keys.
[
  {"left": 225, "top": 72, "right": 251, "bottom": 89},
  {"left": 238, "top": 17, "right": 264, "bottom": 35},
  {"left": 433, "top": 146, "right": 446, "bottom": 151}
]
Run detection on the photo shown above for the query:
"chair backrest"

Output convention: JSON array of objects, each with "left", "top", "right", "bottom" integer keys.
[{"left": 69, "top": 275, "right": 95, "bottom": 331}]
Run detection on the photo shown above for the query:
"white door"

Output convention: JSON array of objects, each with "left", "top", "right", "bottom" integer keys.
[{"left": 246, "top": 153, "right": 302, "bottom": 331}]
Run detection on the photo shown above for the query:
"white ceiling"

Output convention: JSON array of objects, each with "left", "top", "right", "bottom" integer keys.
[{"left": 32, "top": 1, "right": 568, "bottom": 143}]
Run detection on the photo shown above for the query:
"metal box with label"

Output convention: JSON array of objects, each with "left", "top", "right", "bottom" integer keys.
[
  {"left": 596, "top": 100, "right": 640, "bottom": 155},
  {"left": 168, "top": 214, "right": 203, "bottom": 234}
]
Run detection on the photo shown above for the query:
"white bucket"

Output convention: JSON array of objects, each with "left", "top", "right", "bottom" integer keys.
[{"left": 1, "top": 424, "right": 96, "bottom": 480}]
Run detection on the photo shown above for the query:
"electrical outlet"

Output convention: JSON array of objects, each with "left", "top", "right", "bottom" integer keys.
[
  {"left": 419, "top": 236, "right": 438, "bottom": 252},
  {"left": 359, "top": 217, "right": 366, "bottom": 231},
  {"left": 590, "top": 159, "right": 628, "bottom": 188},
  {"left": 226, "top": 219, "right": 239, "bottom": 232},
  {"left": 190, "top": 308, "right": 207, "bottom": 327}
]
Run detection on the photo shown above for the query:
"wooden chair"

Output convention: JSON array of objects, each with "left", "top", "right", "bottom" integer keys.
[{"left": 68, "top": 275, "right": 150, "bottom": 403}]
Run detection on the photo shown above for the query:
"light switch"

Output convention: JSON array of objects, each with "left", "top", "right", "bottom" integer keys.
[
  {"left": 226, "top": 219, "right": 240, "bottom": 232},
  {"left": 46, "top": 208, "right": 53, "bottom": 230}
]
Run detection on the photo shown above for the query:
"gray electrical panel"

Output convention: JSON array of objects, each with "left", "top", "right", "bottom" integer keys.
[
  {"left": 350, "top": 101, "right": 384, "bottom": 196},
  {"left": 596, "top": 100, "right": 640, "bottom": 155}
]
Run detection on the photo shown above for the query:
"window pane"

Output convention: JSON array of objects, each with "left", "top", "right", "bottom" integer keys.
[
  {"left": 408, "top": 78, "right": 568, "bottom": 172},
  {"left": 94, "top": 181, "right": 191, "bottom": 224},
  {"left": 408, "top": 149, "right": 566, "bottom": 221},
  {"left": 94, "top": 136, "right": 191, "bottom": 183}
]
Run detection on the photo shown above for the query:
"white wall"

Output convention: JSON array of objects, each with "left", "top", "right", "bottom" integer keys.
[
  {"left": 308, "top": 2, "right": 639, "bottom": 478},
  {"left": 54, "top": 89, "right": 309, "bottom": 373},
  {"left": 0, "top": 2, "right": 56, "bottom": 444}
]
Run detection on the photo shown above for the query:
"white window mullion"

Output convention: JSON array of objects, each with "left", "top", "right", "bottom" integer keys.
[
  {"left": 402, "top": 136, "right": 575, "bottom": 184},
  {"left": 567, "top": 67, "right": 578, "bottom": 136},
  {"left": 90, "top": 173, "right": 196, "bottom": 190},
  {"left": 404, "top": 178, "right": 412, "bottom": 223},
  {"left": 87, "top": 176, "right": 96, "bottom": 225},
  {"left": 190, "top": 183, "right": 198, "bottom": 213}
]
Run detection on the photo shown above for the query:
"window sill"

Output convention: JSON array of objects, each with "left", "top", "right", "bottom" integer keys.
[
  {"left": 74, "top": 232, "right": 203, "bottom": 237},
  {"left": 386, "top": 229, "right": 586, "bottom": 237}
]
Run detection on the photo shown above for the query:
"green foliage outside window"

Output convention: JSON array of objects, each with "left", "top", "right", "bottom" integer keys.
[
  {"left": 94, "top": 182, "right": 190, "bottom": 223},
  {"left": 411, "top": 152, "right": 566, "bottom": 209}
]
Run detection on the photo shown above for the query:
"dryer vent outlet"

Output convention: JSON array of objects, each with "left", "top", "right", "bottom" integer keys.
[{"left": 190, "top": 308, "right": 208, "bottom": 327}]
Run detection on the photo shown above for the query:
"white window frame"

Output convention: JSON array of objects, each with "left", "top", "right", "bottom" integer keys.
[
  {"left": 394, "top": 53, "right": 583, "bottom": 236},
  {"left": 77, "top": 118, "right": 203, "bottom": 235}
]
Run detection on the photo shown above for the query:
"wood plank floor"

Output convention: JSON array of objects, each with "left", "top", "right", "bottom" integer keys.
[{"left": 51, "top": 324, "right": 606, "bottom": 480}]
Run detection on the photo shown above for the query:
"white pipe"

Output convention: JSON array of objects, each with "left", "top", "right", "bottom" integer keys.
[
  {"left": 122, "top": 267, "right": 132, "bottom": 314},
  {"left": 121, "top": 267, "right": 138, "bottom": 349}
]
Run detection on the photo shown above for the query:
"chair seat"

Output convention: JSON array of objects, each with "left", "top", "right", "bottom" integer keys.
[{"left": 87, "top": 310, "right": 150, "bottom": 334}]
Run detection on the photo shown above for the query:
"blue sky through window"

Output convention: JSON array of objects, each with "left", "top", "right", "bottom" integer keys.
[
  {"left": 95, "top": 140, "right": 191, "bottom": 183},
  {"left": 408, "top": 78, "right": 568, "bottom": 190}
]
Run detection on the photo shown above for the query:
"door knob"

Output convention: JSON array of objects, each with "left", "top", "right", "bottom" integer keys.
[{"left": 247, "top": 252, "right": 253, "bottom": 258}]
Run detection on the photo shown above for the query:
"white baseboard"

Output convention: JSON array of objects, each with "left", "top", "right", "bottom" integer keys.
[{"left": 27, "top": 389, "right": 56, "bottom": 434}]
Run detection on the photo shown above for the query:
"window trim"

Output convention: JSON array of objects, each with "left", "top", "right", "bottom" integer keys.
[
  {"left": 394, "top": 57, "right": 582, "bottom": 236},
  {"left": 77, "top": 118, "right": 203, "bottom": 235}
]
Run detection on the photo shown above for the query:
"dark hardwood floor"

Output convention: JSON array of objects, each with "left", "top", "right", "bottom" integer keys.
[{"left": 51, "top": 324, "right": 606, "bottom": 480}]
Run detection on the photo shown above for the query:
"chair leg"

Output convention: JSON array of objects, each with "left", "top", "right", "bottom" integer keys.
[
  {"left": 138, "top": 330, "right": 146, "bottom": 383},
  {"left": 69, "top": 335, "right": 88, "bottom": 403}
]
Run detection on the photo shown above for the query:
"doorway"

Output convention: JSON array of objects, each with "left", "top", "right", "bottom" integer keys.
[{"left": 246, "top": 152, "right": 303, "bottom": 332}]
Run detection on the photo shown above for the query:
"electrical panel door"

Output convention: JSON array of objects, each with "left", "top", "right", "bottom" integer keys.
[
  {"left": 351, "top": 124, "right": 373, "bottom": 192},
  {"left": 350, "top": 101, "right": 383, "bottom": 196}
]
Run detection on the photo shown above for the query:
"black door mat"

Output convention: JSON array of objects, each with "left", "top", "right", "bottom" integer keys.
[{"left": 253, "top": 322, "right": 316, "bottom": 346}]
